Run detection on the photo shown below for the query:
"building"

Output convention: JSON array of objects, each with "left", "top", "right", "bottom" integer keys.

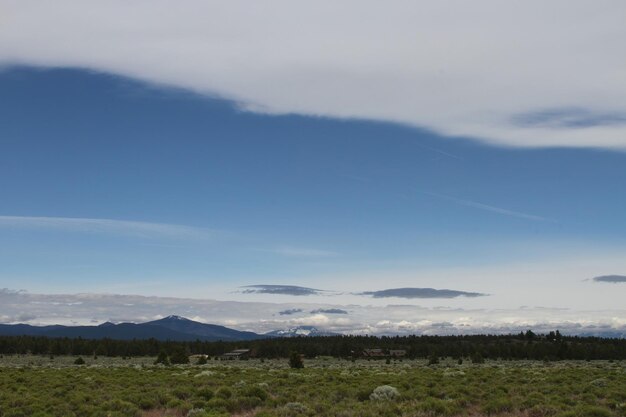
[
  {"left": 362, "top": 348, "right": 387, "bottom": 358},
  {"left": 389, "top": 349, "right": 407, "bottom": 358},
  {"left": 221, "top": 349, "right": 251, "bottom": 360}
]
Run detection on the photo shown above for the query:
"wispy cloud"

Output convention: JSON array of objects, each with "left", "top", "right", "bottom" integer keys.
[
  {"left": 593, "top": 275, "right": 626, "bottom": 283},
  {"left": 359, "top": 287, "right": 488, "bottom": 299},
  {"left": 240, "top": 285, "right": 326, "bottom": 296},
  {"left": 423, "top": 192, "right": 549, "bottom": 222},
  {"left": 0, "top": 215, "right": 208, "bottom": 239}
]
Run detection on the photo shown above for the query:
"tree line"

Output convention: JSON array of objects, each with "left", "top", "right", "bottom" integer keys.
[{"left": 0, "top": 331, "right": 625, "bottom": 361}]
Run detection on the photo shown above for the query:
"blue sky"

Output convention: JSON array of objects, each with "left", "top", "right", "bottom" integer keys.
[
  {"left": 1, "top": 67, "right": 625, "bottom": 304},
  {"left": 0, "top": 1, "right": 625, "bottom": 333}
]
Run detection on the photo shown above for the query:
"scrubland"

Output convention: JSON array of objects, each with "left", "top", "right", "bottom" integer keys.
[{"left": 0, "top": 356, "right": 624, "bottom": 417}]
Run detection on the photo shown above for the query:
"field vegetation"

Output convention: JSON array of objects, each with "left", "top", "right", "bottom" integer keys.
[{"left": 0, "top": 356, "right": 624, "bottom": 417}]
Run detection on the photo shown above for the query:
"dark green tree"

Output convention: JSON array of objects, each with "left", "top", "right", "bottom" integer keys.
[
  {"left": 154, "top": 350, "right": 169, "bottom": 365},
  {"left": 169, "top": 346, "right": 189, "bottom": 364},
  {"left": 289, "top": 351, "right": 304, "bottom": 369}
]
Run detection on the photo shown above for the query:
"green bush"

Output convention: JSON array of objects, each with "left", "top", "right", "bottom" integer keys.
[
  {"left": 576, "top": 406, "right": 612, "bottom": 417},
  {"left": 289, "top": 351, "right": 304, "bottom": 369},
  {"left": 418, "top": 398, "right": 457, "bottom": 416},
  {"left": 428, "top": 354, "right": 440, "bottom": 365},
  {"left": 242, "top": 385, "right": 268, "bottom": 401},
  {"left": 215, "top": 387, "right": 232, "bottom": 399},
  {"left": 370, "top": 385, "right": 400, "bottom": 401},
  {"left": 482, "top": 397, "right": 513, "bottom": 415},
  {"left": 169, "top": 346, "right": 189, "bottom": 364},
  {"left": 197, "top": 387, "right": 214, "bottom": 401},
  {"left": 154, "top": 350, "right": 169, "bottom": 365}
]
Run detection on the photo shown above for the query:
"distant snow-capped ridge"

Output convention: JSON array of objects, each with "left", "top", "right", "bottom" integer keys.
[{"left": 265, "top": 326, "right": 338, "bottom": 337}]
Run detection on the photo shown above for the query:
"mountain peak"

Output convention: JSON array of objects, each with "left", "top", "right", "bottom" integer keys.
[
  {"left": 265, "top": 325, "right": 337, "bottom": 337},
  {"left": 162, "top": 315, "right": 189, "bottom": 321}
]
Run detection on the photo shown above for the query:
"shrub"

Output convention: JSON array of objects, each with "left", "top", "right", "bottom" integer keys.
[
  {"left": 242, "top": 385, "right": 268, "bottom": 401},
  {"left": 173, "top": 387, "right": 191, "bottom": 400},
  {"left": 283, "top": 402, "right": 308, "bottom": 414},
  {"left": 74, "top": 357, "right": 85, "bottom": 365},
  {"left": 418, "top": 397, "right": 455, "bottom": 415},
  {"left": 370, "top": 385, "right": 400, "bottom": 401},
  {"left": 187, "top": 408, "right": 208, "bottom": 417},
  {"left": 289, "top": 351, "right": 304, "bottom": 369},
  {"left": 482, "top": 397, "right": 513, "bottom": 415},
  {"left": 215, "top": 387, "right": 232, "bottom": 399},
  {"left": 205, "top": 397, "right": 230, "bottom": 412},
  {"left": 428, "top": 354, "right": 440, "bottom": 365},
  {"left": 357, "top": 388, "right": 373, "bottom": 402},
  {"left": 235, "top": 396, "right": 262, "bottom": 411},
  {"left": 154, "top": 350, "right": 169, "bottom": 365},
  {"left": 169, "top": 346, "right": 189, "bottom": 364},
  {"left": 576, "top": 406, "right": 612, "bottom": 417},
  {"left": 188, "top": 409, "right": 228, "bottom": 417},
  {"left": 197, "top": 388, "right": 214, "bottom": 401},
  {"left": 197, "top": 355, "right": 208, "bottom": 365},
  {"left": 471, "top": 353, "right": 485, "bottom": 364}
]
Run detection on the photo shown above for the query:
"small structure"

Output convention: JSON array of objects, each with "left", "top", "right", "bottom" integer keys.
[
  {"left": 389, "top": 349, "right": 407, "bottom": 358},
  {"left": 221, "top": 349, "right": 251, "bottom": 360},
  {"left": 190, "top": 354, "right": 209, "bottom": 360},
  {"left": 362, "top": 348, "right": 386, "bottom": 358}
]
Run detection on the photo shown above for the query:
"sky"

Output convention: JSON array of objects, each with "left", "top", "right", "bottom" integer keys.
[{"left": 0, "top": 1, "right": 625, "bottom": 335}]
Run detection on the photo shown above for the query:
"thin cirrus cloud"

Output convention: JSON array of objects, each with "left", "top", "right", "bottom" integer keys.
[
  {"left": 359, "top": 287, "right": 488, "bottom": 299},
  {"left": 0, "top": 215, "right": 208, "bottom": 239},
  {"left": 240, "top": 285, "right": 327, "bottom": 296},
  {"left": 1, "top": 1, "right": 625, "bottom": 149},
  {"left": 423, "top": 192, "right": 549, "bottom": 222},
  {"left": 593, "top": 275, "right": 626, "bottom": 283}
]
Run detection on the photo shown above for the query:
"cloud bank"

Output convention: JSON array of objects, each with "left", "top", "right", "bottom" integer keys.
[
  {"left": 278, "top": 308, "right": 303, "bottom": 316},
  {"left": 1, "top": 1, "right": 625, "bottom": 148},
  {"left": 1, "top": 289, "right": 625, "bottom": 337},
  {"left": 593, "top": 275, "right": 626, "bottom": 283},
  {"left": 240, "top": 285, "right": 326, "bottom": 296},
  {"left": 310, "top": 308, "right": 348, "bottom": 315},
  {"left": 360, "top": 287, "right": 487, "bottom": 299}
]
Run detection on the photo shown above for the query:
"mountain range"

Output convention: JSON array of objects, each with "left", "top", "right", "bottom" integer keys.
[
  {"left": 0, "top": 316, "right": 334, "bottom": 341},
  {"left": 265, "top": 325, "right": 338, "bottom": 337}
]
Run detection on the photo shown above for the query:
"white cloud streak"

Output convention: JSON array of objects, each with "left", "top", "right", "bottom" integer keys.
[
  {"left": 423, "top": 192, "right": 549, "bottom": 221},
  {"left": 1, "top": 1, "right": 625, "bottom": 148},
  {"left": 0, "top": 215, "right": 207, "bottom": 239}
]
